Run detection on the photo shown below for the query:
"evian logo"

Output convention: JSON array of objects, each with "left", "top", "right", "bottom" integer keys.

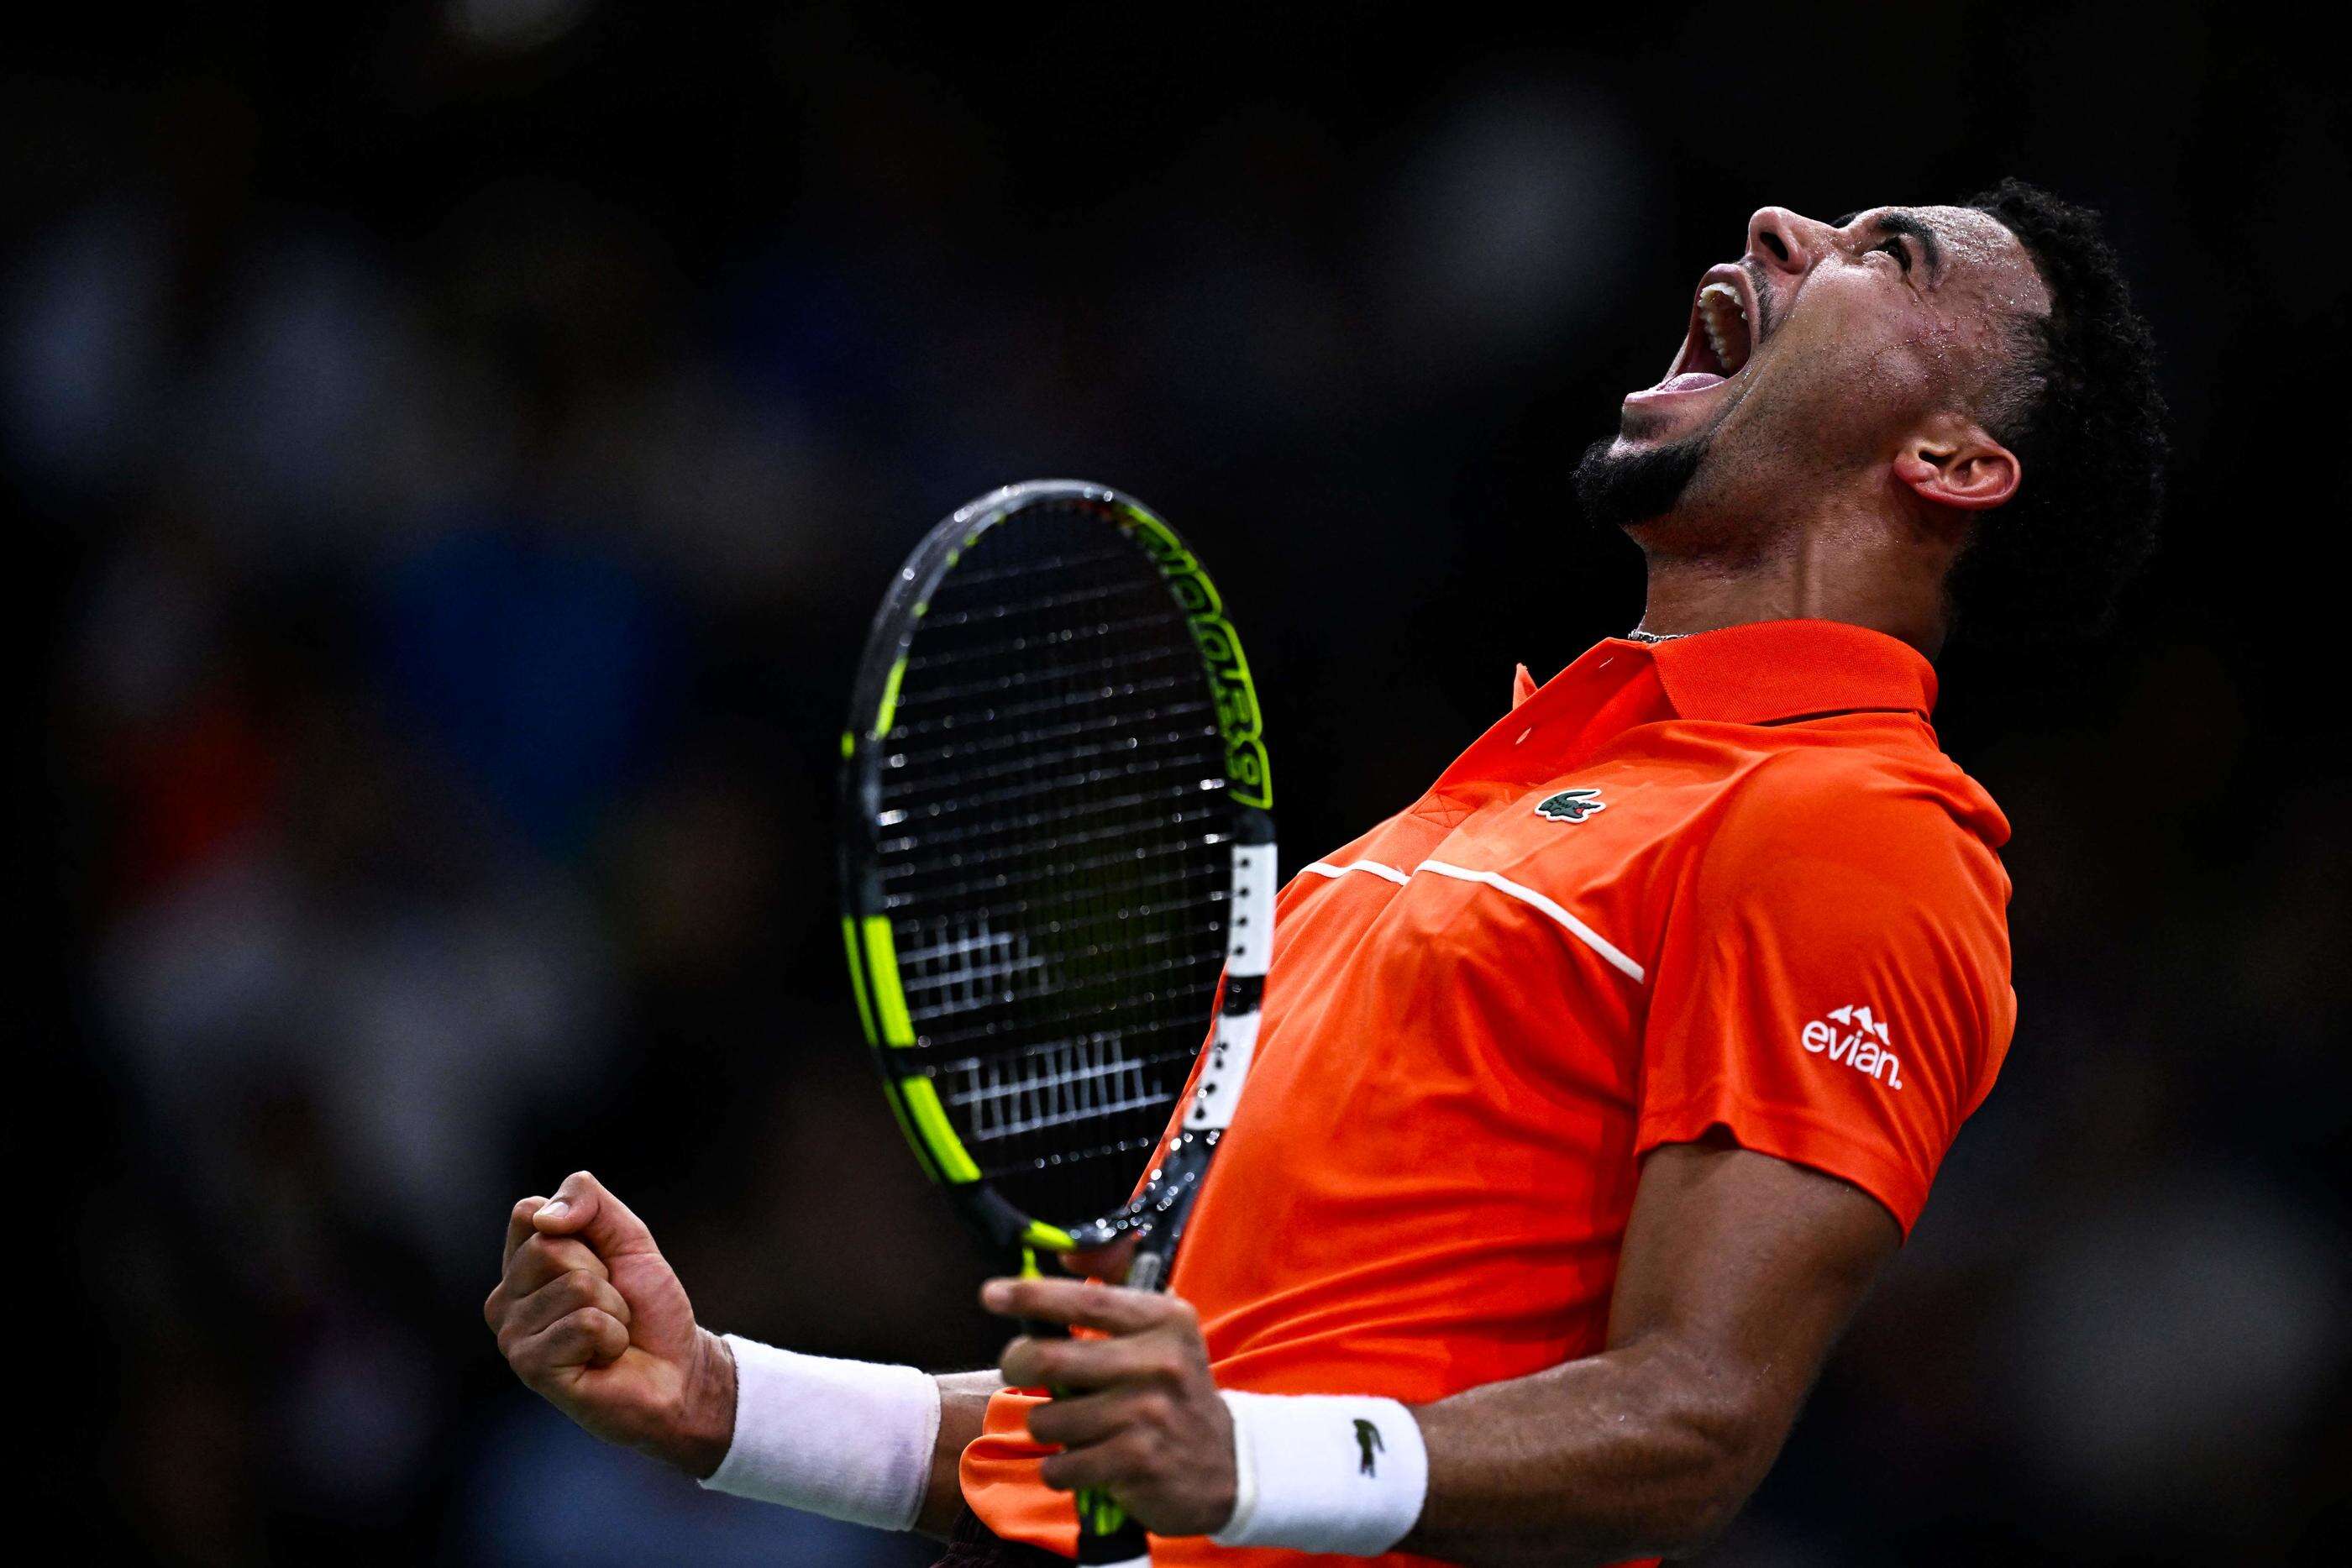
[{"left": 1801, "top": 1005, "right": 1903, "bottom": 1090}]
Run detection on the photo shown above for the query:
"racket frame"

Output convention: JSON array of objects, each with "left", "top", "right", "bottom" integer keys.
[
  {"left": 838, "top": 481, "right": 1276, "bottom": 1565},
  {"left": 838, "top": 479, "right": 1273, "bottom": 1261}
]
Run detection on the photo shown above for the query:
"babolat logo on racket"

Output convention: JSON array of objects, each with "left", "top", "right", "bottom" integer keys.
[
  {"left": 1535, "top": 787, "right": 1605, "bottom": 824},
  {"left": 1125, "top": 507, "right": 1272, "bottom": 810}
]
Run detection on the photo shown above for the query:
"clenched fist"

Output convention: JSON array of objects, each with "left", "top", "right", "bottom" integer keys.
[{"left": 483, "top": 1171, "right": 736, "bottom": 1476}]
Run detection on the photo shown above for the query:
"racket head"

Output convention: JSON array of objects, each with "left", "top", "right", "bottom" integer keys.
[{"left": 838, "top": 480, "right": 1270, "bottom": 1258}]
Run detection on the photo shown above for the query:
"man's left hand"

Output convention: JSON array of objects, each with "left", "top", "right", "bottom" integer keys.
[{"left": 981, "top": 1276, "right": 1236, "bottom": 1538}]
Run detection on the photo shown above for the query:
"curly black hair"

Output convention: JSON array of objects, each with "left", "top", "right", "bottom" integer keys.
[{"left": 1948, "top": 178, "right": 2167, "bottom": 644}]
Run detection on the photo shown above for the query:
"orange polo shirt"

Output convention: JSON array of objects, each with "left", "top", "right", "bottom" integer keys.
[{"left": 962, "top": 619, "right": 2016, "bottom": 1565}]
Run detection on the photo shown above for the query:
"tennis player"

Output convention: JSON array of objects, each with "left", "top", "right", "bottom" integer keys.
[{"left": 486, "top": 180, "right": 2163, "bottom": 1566}]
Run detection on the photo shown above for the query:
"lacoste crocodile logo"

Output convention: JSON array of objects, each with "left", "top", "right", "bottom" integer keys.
[
  {"left": 1535, "top": 788, "right": 1606, "bottom": 824},
  {"left": 1353, "top": 1418, "right": 1384, "bottom": 1476}
]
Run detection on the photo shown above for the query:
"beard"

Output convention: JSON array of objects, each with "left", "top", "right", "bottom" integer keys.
[{"left": 1572, "top": 431, "right": 1709, "bottom": 532}]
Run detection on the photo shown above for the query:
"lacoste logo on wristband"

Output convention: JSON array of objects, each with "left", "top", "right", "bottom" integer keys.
[{"left": 1215, "top": 1390, "right": 1428, "bottom": 1555}]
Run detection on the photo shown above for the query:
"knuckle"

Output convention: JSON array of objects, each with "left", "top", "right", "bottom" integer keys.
[
  {"left": 548, "top": 1308, "right": 602, "bottom": 1353},
  {"left": 524, "top": 1235, "right": 584, "bottom": 1272}
]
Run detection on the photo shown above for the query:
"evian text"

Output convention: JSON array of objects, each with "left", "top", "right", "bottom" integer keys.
[{"left": 1801, "top": 1005, "right": 1903, "bottom": 1090}]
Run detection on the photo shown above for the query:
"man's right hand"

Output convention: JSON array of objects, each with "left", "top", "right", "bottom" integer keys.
[{"left": 484, "top": 1170, "right": 737, "bottom": 1476}]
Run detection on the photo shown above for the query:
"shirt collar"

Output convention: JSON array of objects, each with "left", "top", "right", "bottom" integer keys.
[
  {"left": 1646, "top": 618, "right": 1937, "bottom": 722},
  {"left": 1515, "top": 618, "right": 1937, "bottom": 725}
]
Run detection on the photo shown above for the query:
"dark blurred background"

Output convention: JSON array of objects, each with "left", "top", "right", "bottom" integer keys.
[{"left": 15, "top": 3, "right": 2347, "bottom": 1564}]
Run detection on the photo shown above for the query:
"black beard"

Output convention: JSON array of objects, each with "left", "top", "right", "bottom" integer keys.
[{"left": 1572, "top": 432, "right": 1708, "bottom": 532}]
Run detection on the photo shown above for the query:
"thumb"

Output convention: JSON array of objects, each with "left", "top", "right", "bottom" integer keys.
[{"left": 533, "top": 1171, "right": 659, "bottom": 1259}]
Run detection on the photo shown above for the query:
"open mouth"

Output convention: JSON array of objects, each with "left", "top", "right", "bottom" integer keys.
[
  {"left": 1689, "top": 279, "right": 1753, "bottom": 377},
  {"left": 1637, "top": 265, "right": 1758, "bottom": 399}
]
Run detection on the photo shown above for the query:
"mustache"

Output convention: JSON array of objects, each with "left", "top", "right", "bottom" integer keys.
[{"left": 1739, "top": 255, "right": 1777, "bottom": 343}]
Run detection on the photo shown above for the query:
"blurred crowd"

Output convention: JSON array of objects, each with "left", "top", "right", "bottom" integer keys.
[{"left": 17, "top": 3, "right": 2345, "bottom": 1564}]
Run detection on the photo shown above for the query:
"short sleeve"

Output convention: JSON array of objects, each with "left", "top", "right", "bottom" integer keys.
[{"left": 1635, "top": 762, "right": 2014, "bottom": 1235}]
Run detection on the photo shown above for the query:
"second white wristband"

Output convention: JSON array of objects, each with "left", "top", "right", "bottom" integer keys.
[
  {"left": 698, "top": 1335, "right": 939, "bottom": 1531},
  {"left": 1211, "top": 1389, "right": 1430, "bottom": 1557}
]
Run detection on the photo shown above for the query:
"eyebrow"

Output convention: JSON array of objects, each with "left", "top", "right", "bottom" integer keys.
[{"left": 1839, "top": 208, "right": 1945, "bottom": 281}]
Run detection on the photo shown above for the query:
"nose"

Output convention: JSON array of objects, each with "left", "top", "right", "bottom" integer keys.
[{"left": 1746, "top": 206, "right": 1838, "bottom": 279}]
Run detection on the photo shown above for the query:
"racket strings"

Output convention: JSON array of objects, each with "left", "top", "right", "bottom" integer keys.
[
  {"left": 874, "top": 869, "right": 1223, "bottom": 945},
  {"left": 886, "top": 648, "right": 1195, "bottom": 725},
  {"left": 881, "top": 836, "right": 1223, "bottom": 917},
  {"left": 916, "top": 544, "right": 1139, "bottom": 590},
  {"left": 897, "top": 604, "right": 1191, "bottom": 677},
  {"left": 873, "top": 497, "right": 1231, "bottom": 1221},
  {"left": 878, "top": 806, "right": 1223, "bottom": 883},
  {"left": 889, "top": 681, "right": 1204, "bottom": 761},
  {"left": 892, "top": 891, "right": 1226, "bottom": 969},
  {"left": 907, "top": 572, "right": 1169, "bottom": 632},
  {"left": 950, "top": 1035, "right": 1163, "bottom": 1144},
  {"left": 881, "top": 805, "right": 1226, "bottom": 887},
  {"left": 903, "top": 936, "right": 1226, "bottom": 1027},
  {"left": 877, "top": 726, "right": 1222, "bottom": 825}
]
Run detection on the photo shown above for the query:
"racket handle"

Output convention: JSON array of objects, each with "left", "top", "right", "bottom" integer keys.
[
  {"left": 1074, "top": 1490, "right": 1150, "bottom": 1564},
  {"left": 1021, "top": 1314, "right": 1151, "bottom": 1563},
  {"left": 1016, "top": 1236, "right": 1155, "bottom": 1563}
]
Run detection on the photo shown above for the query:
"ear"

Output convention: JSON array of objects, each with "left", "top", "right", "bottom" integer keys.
[{"left": 1892, "top": 418, "right": 2022, "bottom": 511}]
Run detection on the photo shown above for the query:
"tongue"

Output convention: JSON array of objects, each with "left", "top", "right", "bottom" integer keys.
[{"left": 1655, "top": 371, "right": 1725, "bottom": 393}]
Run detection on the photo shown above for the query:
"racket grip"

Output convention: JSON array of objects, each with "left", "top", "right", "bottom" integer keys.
[
  {"left": 1021, "top": 1308, "right": 1150, "bottom": 1564},
  {"left": 1074, "top": 1495, "right": 1150, "bottom": 1564}
]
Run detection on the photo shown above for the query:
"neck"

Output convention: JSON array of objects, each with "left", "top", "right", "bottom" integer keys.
[{"left": 1632, "top": 489, "right": 1958, "bottom": 658}]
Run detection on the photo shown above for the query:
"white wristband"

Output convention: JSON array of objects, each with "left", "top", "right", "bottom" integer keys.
[
  {"left": 697, "top": 1335, "right": 940, "bottom": 1532},
  {"left": 1211, "top": 1390, "right": 1430, "bottom": 1556}
]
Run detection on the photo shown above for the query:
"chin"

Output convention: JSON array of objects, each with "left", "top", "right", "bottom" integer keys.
[
  {"left": 1572, "top": 427, "right": 1710, "bottom": 534},
  {"left": 1614, "top": 399, "right": 1708, "bottom": 450}
]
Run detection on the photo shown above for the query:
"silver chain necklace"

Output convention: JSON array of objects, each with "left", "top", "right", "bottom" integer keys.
[{"left": 1625, "top": 627, "right": 1689, "bottom": 644}]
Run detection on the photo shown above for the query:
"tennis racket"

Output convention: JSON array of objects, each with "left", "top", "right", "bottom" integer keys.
[{"left": 838, "top": 480, "right": 1275, "bottom": 1565}]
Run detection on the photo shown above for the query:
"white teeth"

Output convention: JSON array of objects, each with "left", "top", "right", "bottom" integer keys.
[{"left": 1696, "top": 281, "right": 1747, "bottom": 370}]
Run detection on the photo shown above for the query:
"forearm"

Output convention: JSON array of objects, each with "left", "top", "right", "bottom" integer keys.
[
  {"left": 1400, "top": 1338, "right": 1771, "bottom": 1568},
  {"left": 916, "top": 1369, "right": 1005, "bottom": 1537}
]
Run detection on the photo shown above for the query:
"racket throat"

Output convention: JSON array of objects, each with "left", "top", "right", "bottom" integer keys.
[{"left": 1182, "top": 1010, "right": 1262, "bottom": 1135}]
